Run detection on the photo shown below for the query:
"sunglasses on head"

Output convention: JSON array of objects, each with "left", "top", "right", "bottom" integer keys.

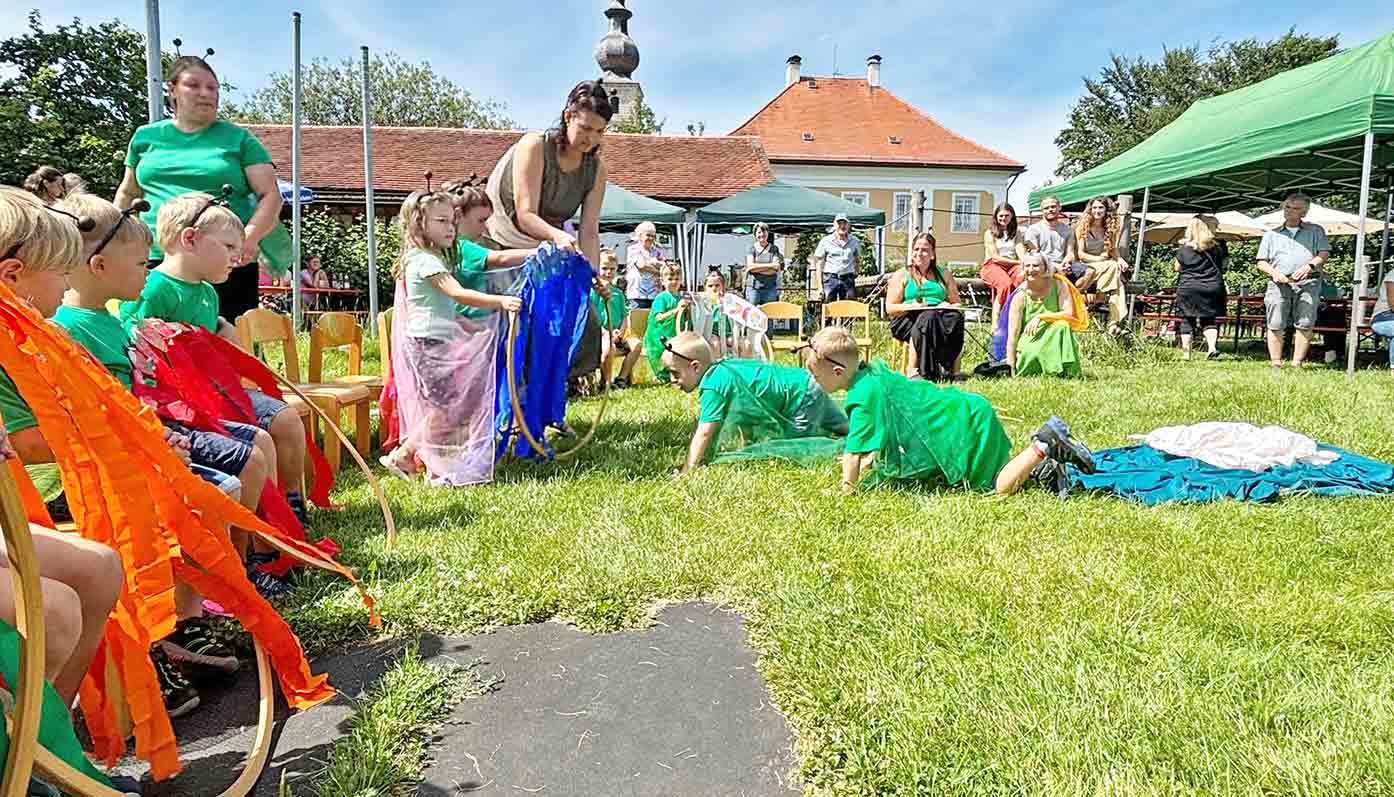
[
  {"left": 2, "top": 205, "right": 97, "bottom": 262},
  {"left": 185, "top": 184, "right": 235, "bottom": 230},
  {"left": 793, "top": 342, "right": 852, "bottom": 372},
  {"left": 91, "top": 199, "right": 152, "bottom": 258},
  {"left": 662, "top": 340, "right": 699, "bottom": 367}
]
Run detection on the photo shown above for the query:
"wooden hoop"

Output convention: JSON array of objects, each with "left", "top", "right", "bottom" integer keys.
[
  {"left": 504, "top": 311, "right": 610, "bottom": 463},
  {"left": 267, "top": 372, "right": 398, "bottom": 548},
  {"left": 0, "top": 463, "right": 46, "bottom": 797}
]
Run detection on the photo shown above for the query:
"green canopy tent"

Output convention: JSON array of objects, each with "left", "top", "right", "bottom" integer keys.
[
  {"left": 688, "top": 180, "right": 887, "bottom": 288},
  {"left": 573, "top": 181, "right": 686, "bottom": 231},
  {"left": 1029, "top": 30, "right": 1394, "bottom": 376}
]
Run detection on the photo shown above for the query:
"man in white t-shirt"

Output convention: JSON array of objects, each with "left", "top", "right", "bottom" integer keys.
[{"left": 813, "top": 214, "right": 861, "bottom": 301}]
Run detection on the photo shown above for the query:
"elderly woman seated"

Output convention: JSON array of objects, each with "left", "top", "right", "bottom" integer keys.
[
  {"left": 1005, "top": 253, "right": 1087, "bottom": 378},
  {"left": 884, "top": 232, "right": 964, "bottom": 381}
]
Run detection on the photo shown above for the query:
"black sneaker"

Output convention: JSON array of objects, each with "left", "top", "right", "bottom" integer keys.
[
  {"left": 151, "top": 645, "right": 200, "bottom": 719},
  {"left": 1029, "top": 458, "right": 1074, "bottom": 500},
  {"left": 1032, "top": 416, "right": 1096, "bottom": 474},
  {"left": 610, "top": 377, "right": 630, "bottom": 390},
  {"left": 285, "top": 491, "right": 309, "bottom": 526},
  {"left": 106, "top": 774, "right": 145, "bottom": 795},
  {"left": 160, "top": 618, "right": 240, "bottom": 675}
]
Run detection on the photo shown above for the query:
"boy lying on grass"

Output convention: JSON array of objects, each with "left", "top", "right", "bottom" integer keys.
[
  {"left": 802, "top": 326, "right": 1097, "bottom": 496},
  {"left": 661, "top": 331, "right": 848, "bottom": 476}
]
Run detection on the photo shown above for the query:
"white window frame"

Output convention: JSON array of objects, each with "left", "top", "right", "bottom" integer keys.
[
  {"left": 891, "top": 192, "right": 912, "bottom": 232},
  {"left": 951, "top": 192, "right": 980, "bottom": 234},
  {"left": 840, "top": 191, "right": 870, "bottom": 207}
]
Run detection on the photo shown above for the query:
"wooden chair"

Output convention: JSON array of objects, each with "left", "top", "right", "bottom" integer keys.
[
  {"left": 625, "top": 309, "right": 651, "bottom": 382},
  {"left": 236, "top": 308, "right": 371, "bottom": 474},
  {"left": 821, "top": 300, "right": 874, "bottom": 361},
  {"left": 758, "top": 301, "right": 804, "bottom": 359},
  {"left": 376, "top": 308, "right": 394, "bottom": 388},
  {"left": 309, "top": 312, "right": 383, "bottom": 393}
]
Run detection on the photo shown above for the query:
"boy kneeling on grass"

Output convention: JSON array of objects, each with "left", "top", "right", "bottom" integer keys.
[
  {"left": 803, "top": 325, "right": 1097, "bottom": 496},
  {"left": 662, "top": 331, "right": 848, "bottom": 475}
]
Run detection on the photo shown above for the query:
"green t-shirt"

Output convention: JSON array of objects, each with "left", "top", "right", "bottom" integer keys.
[
  {"left": 590, "top": 287, "right": 628, "bottom": 332},
  {"left": 125, "top": 119, "right": 273, "bottom": 262},
  {"left": 402, "top": 248, "right": 458, "bottom": 339},
  {"left": 697, "top": 359, "right": 809, "bottom": 425},
  {"left": 842, "top": 366, "right": 884, "bottom": 455},
  {"left": 119, "top": 269, "right": 220, "bottom": 335},
  {"left": 454, "top": 239, "right": 493, "bottom": 321},
  {"left": 0, "top": 369, "right": 36, "bottom": 435},
  {"left": 52, "top": 305, "right": 134, "bottom": 390}
]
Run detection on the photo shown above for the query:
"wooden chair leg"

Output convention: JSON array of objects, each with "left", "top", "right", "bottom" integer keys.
[
  {"left": 354, "top": 402, "right": 371, "bottom": 456},
  {"left": 322, "top": 406, "right": 343, "bottom": 473}
]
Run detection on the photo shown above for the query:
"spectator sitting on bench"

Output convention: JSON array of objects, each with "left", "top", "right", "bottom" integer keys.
[
  {"left": 1256, "top": 192, "right": 1330, "bottom": 369},
  {"left": 1072, "top": 196, "right": 1128, "bottom": 336},
  {"left": 1369, "top": 268, "right": 1394, "bottom": 375}
]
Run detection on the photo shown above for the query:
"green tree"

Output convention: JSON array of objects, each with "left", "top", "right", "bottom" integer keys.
[
  {"left": 225, "top": 53, "right": 512, "bottom": 129},
  {"left": 610, "top": 95, "right": 664, "bottom": 134},
  {"left": 0, "top": 11, "right": 153, "bottom": 192},
  {"left": 1055, "top": 30, "right": 1339, "bottom": 179}
]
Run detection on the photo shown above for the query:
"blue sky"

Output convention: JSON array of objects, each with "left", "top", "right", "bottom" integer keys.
[{"left": 5, "top": 0, "right": 1391, "bottom": 192}]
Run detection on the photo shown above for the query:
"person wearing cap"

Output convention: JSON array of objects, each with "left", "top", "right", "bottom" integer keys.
[
  {"left": 813, "top": 213, "right": 862, "bottom": 301},
  {"left": 625, "top": 220, "right": 664, "bottom": 309}
]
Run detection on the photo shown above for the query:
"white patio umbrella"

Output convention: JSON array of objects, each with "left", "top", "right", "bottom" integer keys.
[{"left": 1139, "top": 211, "right": 1268, "bottom": 244}]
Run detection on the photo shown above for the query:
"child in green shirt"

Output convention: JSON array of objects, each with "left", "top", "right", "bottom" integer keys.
[
  {"left": 119, "top": 191, "right": 312, "bottom": 522},
  {"left": 594, "top": 249, "right": 641, "bottom": 388},
  {"left": 662, "top": 331, "right": 848, "bottom": 475},
  {"left": 450, "top": 185, "right": 536, "bottom": 319},
  {"left": 803, "top": 325, "right": 1096, "bottom": 496},
  {"left": 643, "top": 264, "right": 690, "bottom": 383}
]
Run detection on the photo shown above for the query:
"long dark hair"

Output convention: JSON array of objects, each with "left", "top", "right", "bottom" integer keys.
[
  {"left": 23, "top": 166, "right": 63, "bottom": 199},
  {"left": 909, "top": 231, "right": 945, "bottom": 286},
  {"left": 165, "top": 55, "right": 218, "bottom": 115},
  {"left": 551, "top": 80, "right": 614, "bottom": 154},
  {"left": 989, "top": 202, "right": 1018, "bottom": 239}
]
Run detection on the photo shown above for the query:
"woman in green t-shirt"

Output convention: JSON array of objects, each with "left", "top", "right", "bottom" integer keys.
[{"left": 115, "top": 55, "right": 284, "bottom": 322}]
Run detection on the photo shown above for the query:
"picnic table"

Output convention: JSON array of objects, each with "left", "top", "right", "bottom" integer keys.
[
  {"left": 1134, "top": 292, "right": 1381, "bottom": 353},
  {"left": 260, "top": 285, "right": 366, "bottom": 323}
]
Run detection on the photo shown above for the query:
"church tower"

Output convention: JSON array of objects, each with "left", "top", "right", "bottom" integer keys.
[{"left": 594, "top": 0, "right": 643, "bottom": 126}]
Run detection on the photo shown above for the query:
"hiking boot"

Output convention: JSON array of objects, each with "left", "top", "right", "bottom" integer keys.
[
  {"left": 1033, "top": 416, "right": 1096, "bottom": 474},
  {"left": 159, "top": 618, "right": 240, "bottom": 675},
  {"left": 151, "top": 645, "right": 200, "bottom": 719},
  {"left": 1030, "top": 458, "right": 1074, "bottom": 500}
]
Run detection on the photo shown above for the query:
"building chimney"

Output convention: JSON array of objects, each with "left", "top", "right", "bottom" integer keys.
[
  {"left": 867, "top": 54, "right": 882, "bottom": 89},
  {"left": 786, "top": 55, "right": 802, "bottom": 87}
]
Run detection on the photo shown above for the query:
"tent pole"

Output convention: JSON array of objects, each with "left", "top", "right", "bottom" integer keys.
[
  {"left": 143, "top": 0, "right": 162, "bottom": 122},
  {"left": 1345, "top": 132, "right": 1376, "bottom": 380},
  {"left": 1379, "top": 176, "right": 1392, "bottom": 286},
  {"left": 362, "top": 46, "right": 379, "bottom": 337},
  {"left": 290, "top": 11, "right": 303, "bottom": 331},
  {"left": 1127, "top": 187, "right": 1150, "bottom": 324}
]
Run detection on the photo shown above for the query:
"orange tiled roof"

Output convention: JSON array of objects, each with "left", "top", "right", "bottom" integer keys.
[
  {"left": 729, "top": 77, "right": 1022, "bottom": 170},
  {"left": 245, "top": 125, "right": 774, "bottom": 203}
]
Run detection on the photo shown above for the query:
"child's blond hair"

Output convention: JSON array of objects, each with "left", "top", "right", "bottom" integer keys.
[
  {"left": 155, "top": 191, "right": 244, "bottom": 254},
  {"left": 598, "top": 248, "right": 618, "bottom": 269},
  {"left": 0, "top": 186, "right": 83, "bottom": 275},
  {"left": 394, "top": 190, "right": 455, "bottom": 281},
  {"left": 664, "top": 330, "right": 714, "bottom": 369},
  {"left": 660, "top": 262, "right": 681, "bottom": 284},
  {"left": 58, "top": 192, "right": 153, "bottom": 260},
  {"left": 810, "top": 325, "right": 862, "bottom": 365}
]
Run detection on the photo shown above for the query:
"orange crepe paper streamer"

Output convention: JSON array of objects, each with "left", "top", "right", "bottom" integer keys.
[{"left": 0, "top": 285, "right": 376, "bottom": 779}]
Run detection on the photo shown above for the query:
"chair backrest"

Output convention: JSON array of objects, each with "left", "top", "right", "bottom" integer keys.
[
  {"left": 308, "top": 312, "right": 364, "bottom": 383},
  {"left": 822, "top": 300, "right": 872, "bottom": 339},
  {"left": 627, "top": 308, "right": 650, "bottom": 340},
  {"left": 377, "top": 307, "right": 394, "bottom": 384},
  {"left": 236, "top": 308, "right": 302, "bottom": 382},
  {"left": 104, "top": 298, "right": 121, "bottom": 317},
  {"left": 759, "top": 301, "right": 804, "bottom": 339}
]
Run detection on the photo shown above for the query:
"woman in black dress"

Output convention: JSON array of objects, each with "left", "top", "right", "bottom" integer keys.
[{"left": 1173, "top": 215, "right": 1228, "bottom": 360}]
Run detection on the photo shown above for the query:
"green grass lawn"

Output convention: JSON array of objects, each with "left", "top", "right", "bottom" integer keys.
[{"left": 288, "top": 326, "right": 1394, "bottom": 796}]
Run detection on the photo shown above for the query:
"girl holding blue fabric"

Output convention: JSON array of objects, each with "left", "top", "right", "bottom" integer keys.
[{"left": 115, "top": 55, "right": 286, "bottom": 322}]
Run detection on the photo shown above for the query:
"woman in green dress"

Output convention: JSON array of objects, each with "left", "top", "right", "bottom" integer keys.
[{"left": 1006, "top": 253, "right": 1086, "bottom": 377}]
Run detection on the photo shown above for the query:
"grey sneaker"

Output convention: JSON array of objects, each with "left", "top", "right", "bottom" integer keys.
[
  {"left": 1030, "top": 458, "right": 1074, "bottom": 500},
  {"left": 1033, "top": 416, "right": 1096, "bottom": 474}
]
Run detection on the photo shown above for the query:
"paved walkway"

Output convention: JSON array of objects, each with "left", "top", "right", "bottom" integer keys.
[{"left": 117, "top": 603, "right": 799, "bottom": 796}]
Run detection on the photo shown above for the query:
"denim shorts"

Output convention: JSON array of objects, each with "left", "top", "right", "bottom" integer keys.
[
  {"left": 190, "top": 463, "right": 242, "bottom": 496},
  {"left": 248, "top": 390, "right": 290, "bottom": 429},
  {"left": 164, "top": 420, "right": 259, "bottom": 476}
]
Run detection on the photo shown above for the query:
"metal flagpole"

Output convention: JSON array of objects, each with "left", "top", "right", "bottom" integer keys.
[
  {"left": 1345, "top": 132, "right": 1376, "bottom": 379},
  {"left": 1127, "top": 186, "right": 1150, "bottom": 324},
  {"left": 361, "top": 46, "right": 379, "bottom": 336},
  {"left": 144, "top": 0, "right": 163, "bottom": 122},
  {"left": 291, "top": 12, "right": 304, "bottom": 330}
]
